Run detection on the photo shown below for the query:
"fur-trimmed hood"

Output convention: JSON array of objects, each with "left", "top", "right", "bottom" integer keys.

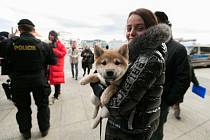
[{"left": 128, "top": 23, "right": 171, "bottom": 62}]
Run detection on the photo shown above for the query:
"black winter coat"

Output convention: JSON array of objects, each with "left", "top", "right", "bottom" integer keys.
[
  {"left": 161, "top": 39, "right": 191, "bottom": 106},
  {"left": 105, "top": 24, "right": 171, "bottom": 140},
  {"left": 81, "top": 48, "right": 94, "bottom": 69}
]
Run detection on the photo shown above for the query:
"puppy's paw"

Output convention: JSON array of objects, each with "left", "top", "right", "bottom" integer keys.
[
  {"left": 91, "top": 115, "right": 101, "bottom": 129},
  {"left": 91, "top": 121, "right": 98, "bottom": 129},
  {"left": 79, "top": 78, "right": 88, "bottom": 85}
]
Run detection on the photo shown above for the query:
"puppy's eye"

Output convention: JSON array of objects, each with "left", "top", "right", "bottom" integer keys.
[
  {"left": 115, "top": 60, "right": 121, "bottom": 65},
  {"left": 101, "top": 60, "right": 106, "bottom": 65}
]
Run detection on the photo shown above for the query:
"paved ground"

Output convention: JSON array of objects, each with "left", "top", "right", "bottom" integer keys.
[{"left": 0, "top": 56, "right": 210, "bottom": 140}]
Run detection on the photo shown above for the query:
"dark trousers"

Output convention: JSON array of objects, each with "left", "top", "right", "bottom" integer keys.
[
  {"left": 71, "top": 63, "right": 78, "bottom": 78},
  {"left": 54, "top": 84, "right": 61, "bottom": 98},
  {"left": 105, "top": 121, "right": 147, "bottom": 140},
  {"left": 13, "top": 85, "right": 50, "bottom": 133},
  {"left": 83, "top": 66, "right": 90, "bottom": 76},
  {"left": 150, "top": 105, "right": 169, "bottom": 140}
]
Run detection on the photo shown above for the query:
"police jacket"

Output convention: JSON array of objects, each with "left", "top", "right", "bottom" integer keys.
[
  {"left": 106, "top": 24, "right": 171, "bottom": 139},
  {"left": 161, "top": 39, "right": 191, "bottom": 106},
  {"left": 6, "top": 33, "right": 57, "bottom": 87}
]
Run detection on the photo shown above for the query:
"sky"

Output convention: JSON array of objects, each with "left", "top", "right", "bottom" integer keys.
[{"left": 0, "top": 0, "right": 210, "bottom": 44}]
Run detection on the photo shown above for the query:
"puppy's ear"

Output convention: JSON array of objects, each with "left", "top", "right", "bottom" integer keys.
[
  {"left": 118, "top": 44, "right": 128, "bottom": 59},
  {"left": 94, "top": 45, "right": 104, "bottom": 59}
]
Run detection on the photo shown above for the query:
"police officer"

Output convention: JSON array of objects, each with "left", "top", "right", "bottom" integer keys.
[
  {"left": 2, "top": 19, "right": 57, "bottom": 139},
  {"left": 0, "top": 31, "right": 9, "bottom": 70},
  {"left": 0, "top": 31, "right": 13, "bottom": 101}
]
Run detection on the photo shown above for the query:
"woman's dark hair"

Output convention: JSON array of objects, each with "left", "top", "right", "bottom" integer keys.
[
  {"left": 128, "top": 8, "right": 157, "bottom": 29},
  {"left": 49, "top": 30, "right": 58, "bottom": 41}
]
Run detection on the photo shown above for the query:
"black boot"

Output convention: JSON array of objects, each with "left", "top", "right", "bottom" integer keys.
[
  {"left": 21, "top": 131, "right": 31, "bottom": 139},
  {"left": 2, "top": 83, "right": 12, "bottom": 100},
  {"left": 173, "top": 103, "right": 181, "bottom": 120},
  {"left": 41, "top": 129, "right": 49, "bottom": 137}
]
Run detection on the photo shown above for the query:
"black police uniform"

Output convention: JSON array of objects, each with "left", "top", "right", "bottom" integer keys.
[{"left": 5, "top": 31, "right": 57, "bottom": 134}]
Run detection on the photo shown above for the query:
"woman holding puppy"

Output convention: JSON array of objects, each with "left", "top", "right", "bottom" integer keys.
[{"left": 91, "top": 8, "right": 171, "bottom": 140}]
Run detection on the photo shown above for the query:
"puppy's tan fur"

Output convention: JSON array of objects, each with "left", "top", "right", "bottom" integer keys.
[{"left": 80, "top": 44, "right": 129, "bottom": 128}]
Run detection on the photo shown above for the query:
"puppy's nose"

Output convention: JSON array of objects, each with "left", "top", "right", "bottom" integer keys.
[{"left": 106, "top": 70, "right": 114, "bottom": 77}]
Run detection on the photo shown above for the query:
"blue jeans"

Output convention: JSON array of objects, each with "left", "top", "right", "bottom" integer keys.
[{"left": 71, "top": 63, "right": 78, "bottom": 79}]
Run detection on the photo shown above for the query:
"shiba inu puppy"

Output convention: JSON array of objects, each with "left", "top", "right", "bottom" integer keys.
[{"left": 79, "top": 44, "right": 129, "bottom": 129}]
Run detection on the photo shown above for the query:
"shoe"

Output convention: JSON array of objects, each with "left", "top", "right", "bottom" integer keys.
[
  {"left": 41, "top": 129, "right": 49, "bottom": 137},
  {"left": 21, "top": 131, "right": 31, "bottom": 139},
  {"left": 75, "top": 77, "right": 78, "bottom": 80},
  {"left": 174, "top": 110, "right": 181, "bottom": 120},
  {"left": 173, "top": 104, "right": 181, "bottom": 120},
  {"left": 49, "top": 97, "right": 57, "bottom": 105},
  {"left": 2, "top": 83, "right": 12, "bottom": 100}
]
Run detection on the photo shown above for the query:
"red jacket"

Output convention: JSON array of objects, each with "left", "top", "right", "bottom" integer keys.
[{"left": 49, "top": 40, "right": 67, "bottom": 85}]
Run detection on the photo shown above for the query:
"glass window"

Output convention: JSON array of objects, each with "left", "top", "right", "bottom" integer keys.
[
  {"left": 200, "top": 47, "right": 210, "bottom": 54},
  {"left": 190, "top": 47, "right": 198, "bottom": 55}
]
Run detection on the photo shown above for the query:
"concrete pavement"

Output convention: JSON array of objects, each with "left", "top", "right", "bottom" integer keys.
[{"left": 0, "top": 58, "right": 210, "bottom": 140}]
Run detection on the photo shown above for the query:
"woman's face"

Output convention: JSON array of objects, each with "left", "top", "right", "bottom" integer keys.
[
  {"left": 72, "top": 41, "right": 77, "bottom": 49},
  {"left": 126, "top": 14, "right": 146, "bottom": 43},
  {"left": 49, "top": 34, "right": 54, "bottom": 41}
]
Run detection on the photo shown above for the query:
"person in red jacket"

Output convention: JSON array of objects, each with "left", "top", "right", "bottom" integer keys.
[{"left": 48, "top": 30, "right": 67, "bottom": 104}]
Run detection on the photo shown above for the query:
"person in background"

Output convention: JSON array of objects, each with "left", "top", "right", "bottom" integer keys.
[
  {"left": 68, "top": 40, "right": 79, "bottom": 80},
  {"left": 91, "top": 8, "right": 171, "bottom": 140},
  {"left": 0, "top": 31, "right": 9, "bottom": 42},
  {"left": 0, "top": 19, "right": 57, "bottom": 139},
  {"left": 173, "top": 55, "right": 199, "bottom": 120},
  {"left": 188, "top": 58, "right": 199, "bottom": 87},
  {"left": 0, "top": 31, "right": 14, "bottom": 101},
  {"left": 150, "top": 11, "right": 191, "bottom": 140},
  {"left": 0, "top": 31, "right": 10, "bottom": 75},
  {"left": 105, "top": 44, "right": 109, "bottom": 49},
  {"left": 48, "top": 30, "right": 67, "bottom": 104},
  {"left": 81, "top": 45, "right": 94, "bottom": 76}
]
